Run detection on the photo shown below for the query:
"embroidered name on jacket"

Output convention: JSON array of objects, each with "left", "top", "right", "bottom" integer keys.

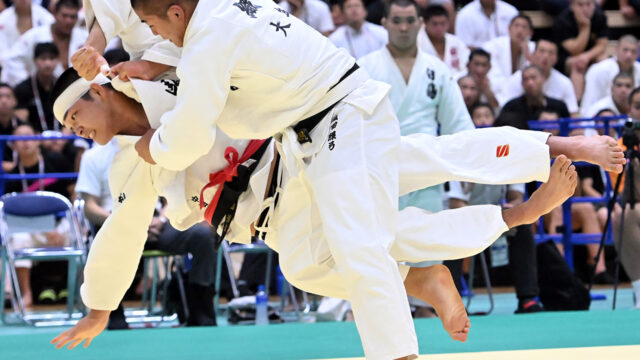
[
  {"left": 328, "top": 115, "right": 338, "bottom": 151},
  {"left": 234, "top": 0, "right": 261, "bottom": 18},
  {"left": 118, "top": 193, "right": 126, "bottom": 203}
]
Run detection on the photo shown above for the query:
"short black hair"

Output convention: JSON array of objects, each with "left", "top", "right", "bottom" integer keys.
[
  {"left": 470, "top": 102, "right": 494, "bottom": 117},
  {"left": 34, "top": 42, "right": 59, "bottom": 60},
  {"left": 630, "top": 86, "right": 640, "bottom": 104},
  {"left": 55, "top": 0, "right": 80, "bottom": 12},
  {"left": 422, "top": 5, "right": 448, "bottom": 22},
  {"left": 338, "top": 0, "right": 364, "bottom": 10},
  {"left": 613, "top": 71, "right": 634, "bottom": 84},
  {"left": 384, "top": 0, "right": 419, "bottom": 19},
  {"left": 522, "top": 64, "right": 544, "bottom": 76},
  {"left": 103, "top": 49, "right": 131, "bottom": 67},
  {"left": 0, "top": 82, "right": 13, "bottom": 93},
  {"left": 131, "top": 0, "right": 198, "bottom": 17},
  {"left": 468, "top": 48, "right": 490, "bottom": 63},
  {"left": 510, "top": 13, "right": 533, "bottom": 30}
]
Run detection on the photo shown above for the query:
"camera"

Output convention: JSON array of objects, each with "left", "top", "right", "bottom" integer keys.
[{"left": 622, "top": 118, "right": 640, "bottom": 150}]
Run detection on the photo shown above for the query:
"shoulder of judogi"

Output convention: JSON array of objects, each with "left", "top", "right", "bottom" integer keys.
[
  {"left": 365, "top": 22, "right": 387, "bottom": 39},
  {"left": 497, "top": 0, "right": 518, "bottom": 16},
  {"left": 417, "top": 51, "right": 451, "bottom": 78},
  {"left": 328, "top": 26, "right": 346, "bottom": 43},
  {"left": 358, "top": 47, "right": 387, "bottom": 74},
  {"left": 108, "top": 138, "right": 152, "bottom": 201},
  {"left": 550, "top": 68, "right": 572, "bottom": 86},
  {"left": 82, "top": 0, "right": 131, "bottom": 41}
]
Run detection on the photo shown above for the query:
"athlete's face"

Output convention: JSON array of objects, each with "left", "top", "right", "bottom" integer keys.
[
  {"left": 137, "top": 6, "right": 188, "bottom": 47},
  {"left": 383, "top": 5, "right": 422, "bottom": 52},
  {"left": 61, "top": 85, "right": 116, "bottom": 145}
]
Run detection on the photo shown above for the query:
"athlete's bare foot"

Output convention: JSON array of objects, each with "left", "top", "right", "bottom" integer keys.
[
  {"left": 548, "top": 135, "right": 624, "bottom": 173},
  {"left": 503, "top": 155, "right": 577, "bottom": 228},
  {"left": 404, "top": 265, "right": 471, "bottom": 342}
]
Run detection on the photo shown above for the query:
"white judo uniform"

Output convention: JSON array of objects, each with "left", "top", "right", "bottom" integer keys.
[
  {"left": 81, "top": 0, "right": 181, "bottom": 66},
  {"left": 417, "top": 28, "right": 469, "bottom": 77},
  {"left": 1, "top": 24, "right": 87, "bottom": 86},
  {"left": 122, "top": 0, "right": 551, "bottom": 358},
  {"left": 0, "top": 4, "right": 54, "bottom": 64},
  {"left": 482, "top": 36, "right": 534, "bottom": 92},
  {"left": 55, "top": 73, "right": 554, "bottom": 359},
  {"left": 359, "top": 48, "right": 474, "bottom": 213}
]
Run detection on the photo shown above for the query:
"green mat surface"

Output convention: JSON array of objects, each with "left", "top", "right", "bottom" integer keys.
[{"left": 1, "top": 310, "right": 639, "bottom": 359}]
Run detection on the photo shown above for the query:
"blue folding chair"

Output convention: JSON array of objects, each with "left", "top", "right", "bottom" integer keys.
[{"left": 0, "top": 191, "right": 87, "bottom": 326}]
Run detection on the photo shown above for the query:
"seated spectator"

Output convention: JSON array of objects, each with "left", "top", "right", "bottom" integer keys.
[
  {"left": 582, "top": 35, "right": 640, "bottom": 110},
  {"left": 470, "top": 102, "right": 494, "bottom": 127},
  {"left": 621, "top": 0, "right": 640, "bottom": 18},
  {"left": 458, "top": 75, "right": 480, "bottom": 112},
  {"left": 464, "top": 49, "right": 499, "bottom": 109},
  {"left": 76, "top": 140, "right": 226, "bottom": 328},
  {"left": 329, "top": 0, "right": 345, "bottom": 28},
  {"left": 4, "top": 122, "right": 74, "bottom": 198},
  {"left": 582, "top": 72, "right": 633, "bottom": 118},
  {"left": 0, "top": 0, "right": 54, "bottom": 61},
  {"left": 328, "top": 0, "right": 387, "bottom": 59},
  {"left": 483, "top": 13, "right": 535, "bottom": 88},
  {"left": 553, "top": 0, "right": 608, "bottom": 101},
  {"left": 447, "top": 104, "right": 544, "bottom": 314},
  {"left": 417, "top": 5, "right": 468, "bottom": 76},
  {"left": 498, "top": 40, "right": 580, "bottom": 115},
  {"left": 0, "top": 83, "right": 21, "bottom": 171},
  {"left": 611, "top": 86, "right": 640, "bottom": 308},
  {"left": 279, "top": 0, "right": 335, "bottom": 36},
  {"left": 1, "top": 0, "right": 86, "bottom": 87},
  {"left": 13, "top": 42, "right": 59, "bottom": 133},
  {"left": 496, "top": 65, "right": 571, "bottom": 130},
  {"left": 454, "top": 0, "right": 518, "bottom": 49}
]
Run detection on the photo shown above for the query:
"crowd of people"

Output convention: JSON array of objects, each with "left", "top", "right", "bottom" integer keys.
[{"left": 1, "top": 0, "right": 639, "bottom": 336}]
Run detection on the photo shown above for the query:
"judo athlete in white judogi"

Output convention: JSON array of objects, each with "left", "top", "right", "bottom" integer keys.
[
  {"left": 60, "top": 0, "right": 626, "bottom": 358},
  {"left": 0, "top": 0, "right": 87, "bottom": 87},
  {"left": 48, "top": 67, "right": 623, "bottom": 358},
  {"left": 359, "top": 0, "right": 474, "bottom": 213},
  {"left": 0, "top": 1, "right": 54, "bottom": 64}
]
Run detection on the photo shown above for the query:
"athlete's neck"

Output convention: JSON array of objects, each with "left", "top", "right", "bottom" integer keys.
[
  {"left": 387, "top": 44, "right": 417, "bottom": 59},
  {"left": 111, "top": 92, "right": 151, "bottom": 136}
]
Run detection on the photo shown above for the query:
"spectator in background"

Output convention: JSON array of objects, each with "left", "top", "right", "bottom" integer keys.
[
  {"left": 611, "top": 86, "right": 640, "bottom": 309},
  {"left": 483, "top": 13, "right": 535, "bottom": 89},
  {"left": 498, "top": 40, "right": 579, "bottom": 115},
  {"left": 1, "top": 0, "right": 86, "bottom": 87},
  {"left": 4, "top": 122, "right": 74, "bottom": 198},
  {"left": 0, "top": 0, "right": 54, "bottom": 61},
  {"left": 417, "top": 5, "right": 469, "bottom": 76},
  {"left": 13, "top": 42, "right": 59, "bottom": 133},
  {"left": 329, "top": 0, "right": 345, "bottom": 28},
  {"left": 496, "top": 65, "right": 571, "bottom": 130},
  {"left": 279, "top": 0, "right": 335, "bottom": 36},
  {"left": 621, "top": 0, "right": 640, "bottom": 18},
  {"left": 465, "top": 49, "right": 499, "bottom": 109},
  {"left": 582, "top": 35, "right": 640, "bottom": 110},
  {"left": 0, "top": 83, "right": 21, "bottom": 171},
  {"left": 470, "top": 102, "right": 495, "bottom": 127},
  {"left": 553, "top": 0, "right": 608, "bottom": 101},
  {"left": 458, "top": 75, "right": 480, "bottom": 112},
  {"left": 454, "top": 0, "right": 518, "bottom": 49},
  {"left": 582, "top": 72, "right": 633, "bottom": 118},
  {"left": 328, "top": 0, "right": 387, "bottom": 59}
]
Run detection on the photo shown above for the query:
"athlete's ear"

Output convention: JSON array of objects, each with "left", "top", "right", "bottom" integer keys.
[
  {"left": 166, "top": 4, "right": 185, "bottom": 22},
  {"left": 89, "top": 83, "right": 106, "bottom": 99}
]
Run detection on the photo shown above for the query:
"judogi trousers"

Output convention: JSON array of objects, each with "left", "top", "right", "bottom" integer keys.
[{"left": 272, "top": 80, "right": 551, "bottom": 359}]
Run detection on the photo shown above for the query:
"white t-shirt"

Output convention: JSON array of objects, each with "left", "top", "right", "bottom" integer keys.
[
  {"left": 498, "top": 68, "right": 579, "bottom": 114},
  {"left": 582, "top": 95, "right": 622, "bottom": 118},
  {"left": 454, "top": 0, "right": 518, "bottom": 48},
  {"left": 329, "top": 22, "right": 387, "bottom": 59},
  {"left": 0, "top": 4, "right": 54, "bottom": 62},
  {"left": 482, "top": 35, "right": 535, "bottom": 88},
  {"left": 582, "top": 57, "right": 640, "bottom": 113},
  {"left": 279, "top": 0, "right": 334, "bottom": 34},
  {"left": 417, "top": 28, "right": 469, "bottom": 77},
  {"left": 75, "top": 138, "right": 119, "bottom": 212}
]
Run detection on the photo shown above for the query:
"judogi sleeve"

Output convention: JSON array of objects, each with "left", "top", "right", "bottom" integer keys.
[
  {"left": 437, "top": 71, "right": 475, "bottom": 135},
  {"left": 149, "top": 26, "right": 233, "bottom": 171},
  {"left": 83, "top": 0, "right": 181, "bottom": 66},
  {"left": 80, "top": 159, "right": 158, "bottom": 310}
]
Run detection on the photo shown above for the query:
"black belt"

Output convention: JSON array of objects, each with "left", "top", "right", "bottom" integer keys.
[{"left": 293, "top": 63, "right": 359, "bottom": 144}]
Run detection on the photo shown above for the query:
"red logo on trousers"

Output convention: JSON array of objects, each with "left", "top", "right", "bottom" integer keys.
[{"left": 496, "top": 144, "right": 510, "bottom": 158}]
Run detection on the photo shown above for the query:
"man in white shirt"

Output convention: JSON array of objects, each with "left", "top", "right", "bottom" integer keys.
[
  {"left": 417, "top": 4, "right": 469, "bottom": 76},
  {"left": 483, "top": 14, "right": 535, "bottom": 90},
  {"left": 581, "top": 35, "right": 640, "bottom": 112},
  {"left": 454, "top": 0, "right": 518, "bottom": 49},
  {"left": 328, "top": 0, "right": 387, "bottom": 59},
  {"left": 0, "top": 0, "right": 54, "bottom": 61},
  {"left": 1, "top": 0, "right": 87, "bottom": 87},
  {"left": 498, "top": 39, "right": 579, "bottom": 115},
  {"left": 279, "top": 0, "right": 335, "bottom": 36},
  {"left": 582, "top": 72, "right": 634, "bottom": 118}
]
